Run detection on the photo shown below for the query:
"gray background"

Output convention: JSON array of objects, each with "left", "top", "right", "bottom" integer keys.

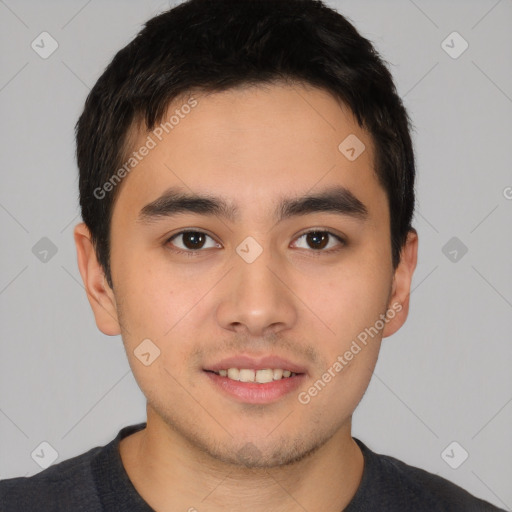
[{"left": 1, "top": 0, "right": 511, "bottom": 509}]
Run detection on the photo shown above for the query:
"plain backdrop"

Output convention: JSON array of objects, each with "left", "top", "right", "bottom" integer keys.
[{"left": 0, "top": 0, "right": 511, "bottom": 509}]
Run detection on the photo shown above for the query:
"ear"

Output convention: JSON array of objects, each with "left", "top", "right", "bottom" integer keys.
[
  {"left": 73, "top": 222, "right": 121, "bottom": 336},
  {"left": 382, "top": 229, "right": 418, "bottom": 338}
]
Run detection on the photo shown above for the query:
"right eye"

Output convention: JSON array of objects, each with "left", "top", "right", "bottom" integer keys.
[{"left": 166, "top": 230, "right": 221, "bottom": 256}]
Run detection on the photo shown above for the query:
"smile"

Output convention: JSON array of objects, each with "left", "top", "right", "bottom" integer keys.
[{"left": 208, "top": 368, "right": 298, "bottom": 383}]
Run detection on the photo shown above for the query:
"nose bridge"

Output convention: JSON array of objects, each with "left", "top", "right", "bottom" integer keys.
[
  {"left": 235, "top": 236, "right": 277, "bottom": 290},
  {"left": 215, "top": 236, "right": 297, "bottom": 335}
]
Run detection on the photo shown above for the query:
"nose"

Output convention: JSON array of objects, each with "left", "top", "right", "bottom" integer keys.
[{"left": 215, "top": 243, "right": 298, "bottom": 337}]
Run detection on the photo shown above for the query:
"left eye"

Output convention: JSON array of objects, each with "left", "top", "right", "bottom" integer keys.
[{"left": 292, "top": 230, "right": 344, "bottom": 251}]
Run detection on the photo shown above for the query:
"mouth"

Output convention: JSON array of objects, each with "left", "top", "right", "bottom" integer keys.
[
  {"left": 204, "top": 368, "right": 299, "bottom": 383},
  {"left": 203, "top": 356, "right": 307, "bottom": 404}
]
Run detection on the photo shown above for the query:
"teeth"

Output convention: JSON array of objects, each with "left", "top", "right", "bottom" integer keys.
[
  {"left": 239, "top": 369, "right": 255, "bottom": 382},
  {"left": 255, "top": 369, "right": 274, "bottom": 383},
  {"left": 215, "top": 368, "right": 297, "bottom": 383},
  {"left": 227, "top": 368, "right": 240, "bottom": 381},
  {"left": 273, "top": 369, "right": 283, "bottom": 380}
]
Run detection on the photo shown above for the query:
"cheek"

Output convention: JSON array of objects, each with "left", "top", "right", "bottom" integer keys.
[
  {"left": 308, "top": 259, "right": 391, "bottom": 343},
  {"left": 113, "top": 249, "right": 219, "bottom": 382},
  {"left": 298, "top": 268, "right": 387, "bottom": 414},
  {"left": 114, "top": 249, "right": 195, "bottom": 343},
  {"left": 114, "top": 257, "right": 199, "bottom": 395}
]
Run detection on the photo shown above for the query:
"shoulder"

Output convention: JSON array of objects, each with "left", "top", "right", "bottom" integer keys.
[
  {"left": 348, "top": 438, "right": 506, "bottom": 512},
  {"left": 0, "top": 445, "right": 103, "bottom": 512}
]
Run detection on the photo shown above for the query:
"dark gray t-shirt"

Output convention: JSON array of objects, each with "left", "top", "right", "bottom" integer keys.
[{"left": 0, "top": 422, "right": 505, "bottom": 511}]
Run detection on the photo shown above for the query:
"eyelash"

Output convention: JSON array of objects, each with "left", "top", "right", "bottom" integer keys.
[{"left": 165, "top": 229, "right": 346, "bottom": 258}]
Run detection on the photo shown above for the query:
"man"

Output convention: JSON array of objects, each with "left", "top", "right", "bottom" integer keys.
[{"left": 0, "top": 0, "right": 505, "bottom": 510}]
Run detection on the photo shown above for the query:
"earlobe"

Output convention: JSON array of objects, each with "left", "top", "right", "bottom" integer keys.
[
  {"left": 382, "top": 229, "right": 418, "bottom": 338},
  {"left": 73, "top": 222, "right": 121, "bottom": 336}
]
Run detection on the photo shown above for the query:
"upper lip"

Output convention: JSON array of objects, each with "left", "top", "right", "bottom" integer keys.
[{"left": 204, "top": 355, "right": 308, "bottom": 374}]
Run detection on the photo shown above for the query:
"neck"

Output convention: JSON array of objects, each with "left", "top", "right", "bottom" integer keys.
[{"left": 119, "top": 409, "right": 364, "bottom": 512}]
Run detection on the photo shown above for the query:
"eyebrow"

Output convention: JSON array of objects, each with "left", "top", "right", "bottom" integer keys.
[{"left": 137, "top": 185, "right": 368, "bottom": 224}]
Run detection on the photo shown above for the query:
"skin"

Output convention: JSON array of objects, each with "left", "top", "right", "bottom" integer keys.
[{"left": 74, "top": 83, "right": 418, "bottom": 511}]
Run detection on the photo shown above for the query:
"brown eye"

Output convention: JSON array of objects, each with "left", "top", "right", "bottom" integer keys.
[
  {"left": 167, "top": 231, "right": 219, "bottom": 253},
  {"left": 293, "top": 230, "right": 345, "bottom": 252},
  {"left": 305, "top": 231, "right": 329, "bottom": 250},
  {"left": 181, "top": 232, "right": 206, "bottom": 249}
]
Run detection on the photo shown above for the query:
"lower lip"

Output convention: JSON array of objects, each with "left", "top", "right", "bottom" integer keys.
[{"left": 204, "top": 371, "right": 306, "bottom": 404}]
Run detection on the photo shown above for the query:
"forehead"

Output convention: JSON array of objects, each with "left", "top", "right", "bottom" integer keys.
[{"left": 112, "top": 83, "right": 386, "bottom": 223}]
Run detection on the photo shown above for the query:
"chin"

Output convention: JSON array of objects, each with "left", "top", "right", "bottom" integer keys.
[{"left": 196, "top": 433, "right": 328, "bottom": 470}]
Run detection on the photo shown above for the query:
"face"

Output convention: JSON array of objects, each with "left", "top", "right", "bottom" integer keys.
[{"left": 76, "top": 83, "right": 417, "bottom": 468}]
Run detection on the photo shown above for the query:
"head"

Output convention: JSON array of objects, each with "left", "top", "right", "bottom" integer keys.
[{"left": 74, "top": 0, "right": 418, "bottom": 468}]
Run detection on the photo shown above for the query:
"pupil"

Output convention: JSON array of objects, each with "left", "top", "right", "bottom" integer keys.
[
  {"left": 307, "top": 232, "right": 328, "bottom": 250},
  {"left": 184, "top": 232, "right": 204, "bottom": 249}
]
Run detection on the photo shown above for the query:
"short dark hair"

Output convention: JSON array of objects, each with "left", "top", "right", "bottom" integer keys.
[{"left": 76, "top": 0, "right": 416, "bottom": 288}]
